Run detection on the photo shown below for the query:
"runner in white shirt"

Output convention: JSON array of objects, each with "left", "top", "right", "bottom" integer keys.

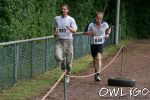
[
  {"left": 54, "top": 4, "right": 77, "bottom": 83},
  {"left": 54, "top": 15, "right": 77, "bottom": 40},
  {"left": 84, "top": 12, "right": 111, "bottom": 82}
]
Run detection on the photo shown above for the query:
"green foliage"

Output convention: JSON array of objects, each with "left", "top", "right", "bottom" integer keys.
[
  {"left": 124, "top": 0, "right": 150, "bottom": 38},
  {"left": 135, "top": 0, "right": 150, "bottom": 38},
  {"left": 0, "top": 0, "right": 11, "bottom": 41},
  {"left": 0, "top": 0, "right": 150, "bottom": 42},
  {"left": 65, "top": 0, "right": 94, "bottom": 31},
  {"left": 0, "top": 0, "right": 57, "bottom": 41},
  {"left": 120, "top": 0, "right": 127, "bottom": 39},
  {"left": 7, "top": 0, "right": 55, "bottom": 40}
]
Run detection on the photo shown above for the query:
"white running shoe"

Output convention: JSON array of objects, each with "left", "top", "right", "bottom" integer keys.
[
  {"left": 94, "top": 73, "right": 101, "bottom": 82},
  {"left": 96, "top": 75, "right": 101, "bottom": 81}
]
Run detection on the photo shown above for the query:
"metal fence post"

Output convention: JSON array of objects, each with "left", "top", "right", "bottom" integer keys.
[
  {"left": 14, "top": 43, "right": 19, "bottom": 84},
  {"left": 121, "top": 46, "right": 124, "bottom": 77},
  {"left": 115, "top": 0, "right": 120, "bottom": 45},
  {"left": 30, "top": 41, "right": 34, "bottom": 78},
  {"left": 45, "top": 39, "right": 48, "bottom": 71},
  {"left": 64, "top": 57, "right": 67, "bottom": 100},
  {"left": 111, "top": 26, "right": 115, "bottom": 44}
]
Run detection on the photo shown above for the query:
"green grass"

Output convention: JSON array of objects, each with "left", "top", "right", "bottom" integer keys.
[
  {"left": 71, "top": 55, "right": 92, "bottom": 74},
  {"left": 0, "top": 40, "right": 131, "bottom": 100}
]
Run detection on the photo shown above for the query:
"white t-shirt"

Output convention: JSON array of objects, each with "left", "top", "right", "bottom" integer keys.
[
  {"left": 88, "top": 22, "right": 109, "bottom": 44},
  {"left": 54, "top": 15, "right": 77, "bottom": 40}
]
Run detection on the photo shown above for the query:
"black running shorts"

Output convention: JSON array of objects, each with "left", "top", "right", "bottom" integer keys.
[{"left": 90, "top": 44, "right": 103, "bottom": 57}]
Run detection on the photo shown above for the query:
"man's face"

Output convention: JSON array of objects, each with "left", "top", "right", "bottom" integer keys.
[
  {"left": 61, "top": 6, "right": 69, "bottom": 16},
  {"left": 96, "top": 14, "right": 103, "bottom": 24}
]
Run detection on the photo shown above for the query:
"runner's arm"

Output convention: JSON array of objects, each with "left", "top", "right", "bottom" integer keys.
[
  {"left": 54, "top": 27, "right": 58, "bottom": 37},
  {"left": 105, "top": 27, "right": 111, "bottom": 38}
]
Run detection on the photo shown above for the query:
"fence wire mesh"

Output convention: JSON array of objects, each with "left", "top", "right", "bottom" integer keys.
[
  {"left": 0, "top": 46, "right": 14, "bottom": 88},
  {"left": 0, "top": 32, "right": 115, "bottom": 89}
]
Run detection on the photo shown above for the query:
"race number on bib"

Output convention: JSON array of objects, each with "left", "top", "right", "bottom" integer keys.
[
  {"left": 93, "top": 36, "right": 104, "bottom": 44},
  {"left": 58, "top": 28, "right": 67, "bottom": 34}
]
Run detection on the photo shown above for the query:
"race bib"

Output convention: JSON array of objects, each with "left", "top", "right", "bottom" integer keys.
[
  {"left": 58, "top": 28, "right": 67, "bottom": 34},
  {"left": 93, "top": 36, "right": 104, "bottom": 44}
]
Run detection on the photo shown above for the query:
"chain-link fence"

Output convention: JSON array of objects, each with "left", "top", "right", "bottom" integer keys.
[{"left": 0, "top": 31, "right": 115, "bottom": 89}]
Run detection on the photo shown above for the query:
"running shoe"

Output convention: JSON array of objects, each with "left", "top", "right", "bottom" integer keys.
[{"left": 94, "top": 73, "right": 101, "bottom": 82}]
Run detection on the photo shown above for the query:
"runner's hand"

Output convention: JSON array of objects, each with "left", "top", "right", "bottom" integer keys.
[
  {"left": 66, "top": 26, "right": 71, "bottom": 33},
  {"left": 92, "top": 31, "right": 96, "bottom": 35},
  {"left": 54, "top": 28, "right": 58, "bottom": 37},
  {"left": 105, "top": 34, "right": 110, "bottom": 38}
]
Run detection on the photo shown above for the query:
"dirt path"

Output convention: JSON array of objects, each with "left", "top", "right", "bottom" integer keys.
[{"left": 40, "top": 39, "right": 150, "bottom": 100}]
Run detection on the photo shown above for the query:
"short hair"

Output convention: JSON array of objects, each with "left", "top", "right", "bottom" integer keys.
[
  {"left": 60, "top": 3, "right": 69, "bottom": 10},
  {"left": 95, "top": 11, "right": 104, "bottom": 17}
]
